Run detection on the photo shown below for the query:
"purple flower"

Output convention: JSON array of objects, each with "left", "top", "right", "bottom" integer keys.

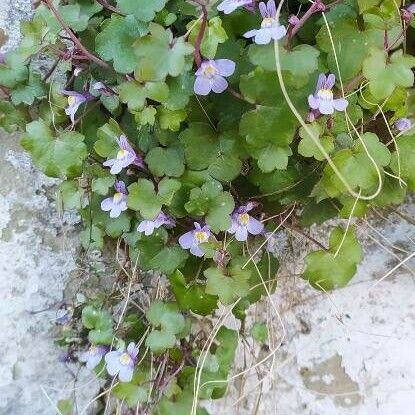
[
  {"left": 79, "top": 345, "right": 108, "bottom": 370},
  {"left": 395, "top": 117, "right": 412, "bottom": 132},
  {"left": 288, "top": 14, "right": 300, "bottom": 26},
  {"left": 137, "top": 211, "right": 176, "bottom": 236},
  {"left": 407, "top": 4, "right": 415, "bottom": 13},
  {"left": 228, "top": 203, "right": 264, "bottom": 242},
  {"left": 194, "top": 59, "right": 236, "bottom": 96},
  {"left": 101, "top": 181, "right": 128, "bottom": 218},
  {"left": 62, "top": 90, "right": 93, "bottom": 124},
  {"left": 308, "top": 74, "right": 348, "bottom": 115},
  {"left": 103, "top": 135, "right": 144, "bottom": 174},
  {"left": 178, "top": 222, "right": 211, "bottom": 257},
  {"left": 244, "top": 1, "right": 287, "bottom": 44},
  {"left": 105, "top": 342, "right": 138, "bottom": 383},
  {"left": 217, "top": 0, "right": 253, "bottom": 14}
]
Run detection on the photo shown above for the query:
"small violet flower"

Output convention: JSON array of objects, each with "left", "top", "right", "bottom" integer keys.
[
  {"left": 308, "top": 73, "right": 348, "bottom": 115},
  {"left": 105, "top": 342, "right": 139, "bottom": 383},
  {"left": 62, "top": 90, "right": 93, "bottom": 124},
  {"left": 101, "top": 181, "right": 128, "bottom": 218},
  {"left": 103, "top": 135, "right": 145, "bottom": 174},
  {"left": 217, "top": 0, "right": 253, "bottom": 14},
  {"left": 79, "top": 345, "right": 108, "bottom": 370},
  {"left": 137, "top": 211, "right": 176, "bottom": 236},
  {"left": 194, "top": 59, "right": 236, "bottom": 96},
  {"left": 244, "top": 0, "right": 287, "bottom": 45},
  {"left": 179, "top": 222, "right": 211, "bottom": 257},
  {"left": 395, "top": 117, "right": 412, "bottom": 132},
  {"left": 407, "top": 4, "right": 415, "bottom": 14},
  {"left": 228, "top": 203, "right": 264, "bottom": 242}
]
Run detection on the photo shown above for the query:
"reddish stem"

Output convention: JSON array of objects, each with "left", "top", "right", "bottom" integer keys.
[
  {"left": 41, "top": 0, "right": 111, "bottom": 71},
  {"left": 96, "top": 0, "right": 126, "bottom": 15},
  {"left": 193, "top": 5, "right": 208, "bottom": 68},
  {"left": 289, "top": 0, "right": 327, "bottom": 38}
]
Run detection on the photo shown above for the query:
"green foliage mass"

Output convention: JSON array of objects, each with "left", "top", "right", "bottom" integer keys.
[{"left": 2, "top": 0, "right": 414, "bottom": 412}]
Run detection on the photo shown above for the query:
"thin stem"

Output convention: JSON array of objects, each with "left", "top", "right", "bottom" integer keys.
[
  {"left": 289, "top": 0, "right": 326, "bottom": 38},
  {"left": 96, "top": 0, "right": 126, "bottom": 15},
  {"left": 41, "top": 0, "right": 112, "bottom": 71},
  {"left": 193, "top": 4, "right": 208, "bottom": 67},
  {"left": 283, "top": 224, "right": 329, "bottom": 251}
]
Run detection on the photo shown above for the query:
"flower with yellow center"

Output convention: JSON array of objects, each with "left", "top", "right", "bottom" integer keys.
[
  {"left": 202, "top": 63, "right": 218, "bottom": 79},
  {"left": 119, "top": 353, "right": 132, "bottom": 366},
  {"left": 194, "top": 231, "right": 209, "bottom": 244},
  {"left": 317, "top": 88, "right": 334, "bottom": 101},
  {"left": 67, "top": 95, "right": 77, "bottom": 106},
  {"left": 261, "top": 17, "right": 275, "bottom": 28},
  {"left": 238, "top": 213, "right": 250, "bottom": 226},
  {"left": 113, "top": 192, "right": 123, "bottom": 202}
]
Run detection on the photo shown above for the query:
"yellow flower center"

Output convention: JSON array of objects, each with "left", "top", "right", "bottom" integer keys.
[
  {"left": 195, "top": 231, "right": 209, "bottom": 244},
  {"left": 202, "top": 64, "right": 218, "bottom": 78},
  {"left": 89, "top": 345, "right": 97, "bottom": 354},
  {"left": 117, "top": 149, "right": 127, "bottom": 159},
  {"left": 261, "top": 17, "right": 275, "bottom": 28},
  {"left": 238, "top": 213, "right": 250, "bottom": 226},
  {"left": 67, "top": 96, "right": 76, "bottom": 106},
  {"left": 113, "top": 192, "right": 123, "bottom": 202},
  {"left": 119, "top": 353, "right": 132, "bottom": 365},
  {"left": 317, "top": 88, "right": 333, "bottom": 101}
]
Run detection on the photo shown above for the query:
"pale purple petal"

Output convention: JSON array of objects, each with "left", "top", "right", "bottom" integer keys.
[
  {"left": 332, "top": 98, "right": 348, "bottom": 111},
  {"left": 110, "top": 204, "right": 123, "bottom": 218},
  {"left": 217, "top": 0, "right": 251, "bottom": 14},
  {"left": 395, "top": 117, "right": 412, "bottom": 131},
  {"left": 101, "top": 197, "right": 114, "bottom": 212},
  {"left": 228, "top": 219, "right": 238, "bottom": 234},
  {"left": 105, "top": 351, "right": 121, "bottom": 376},
  {"left": 137, "top": 220, "right": 156, "bottom": 236},
  {"left": 247, "top": 217, "right": 264, "bottom": 235},
  {"left": 244, "top": 29, "right": 258, "bottom": 39},
  {"left": 85, "top": 354, "right": 102, "bottom": 370},
  {"left": 117, "top": 135, "right": 135, "bottom": 154},
  {"left": 255, "top": 29, "right": 273, "bottom": 45},
  {"left": 103, "top": 159, "right": 115, "bottom": 167},
  {"left": 109, "top": 160, "right": 124, "bottom": 175},
  {"left": 127, "top": 342, "right": 139, "bottom": 358},
  {"left": 315, "top": 74, "right": 326, "bottom": 93},
  {"left": 211, "top": 75, "right": 228, "bottom": 93},
  {"left": 271, "top": 25, "right": 287, "bottom": 40},
  {"left": 325, "top": 74, "right": 336, "bottom": 89},
  {"left": 114, "top": 180, "right": 127, "bottom": 194},
  {"left": 179, "top": 231, "right": 195, "bottom": 249},
  {"left": 235, "top": 225, "right": 248, "bottom": 242},
  {"left": 194, "top": 75, "right": 212, "bottom": 95},
  {"left": 190, "top": 244, "right": 205, "bottom": 257},
  {"left": 308, "top": 95, "right": 320, "bottom": 110},
  {"left": 267, "top": 0, "right": 277, "bottom": 17},
  {"left": 319, "top": 99, "right": 335, "bottom": 115},
  {"left": 118, "top": 365, "right": 134, "bottom": 383},
  {"left": 259, "top": 1, "right": 268, "bottom": 17},
  {"left": 215, "top": 59, "right": 236, "bottom": 77},
  {"left": 408, "top": 4, "right": 415, "bottom": 13}
]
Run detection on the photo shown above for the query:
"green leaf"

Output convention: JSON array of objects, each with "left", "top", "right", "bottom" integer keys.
[
  {"left": 118, "top": 80, "right": 169, "bottom": 111},
  {"left": 257, "top": 145, "right": 292, "bottom": 172},
  {"left": 127, "top": 179, "right": 162, "bottom": 219},
  {"left": 21, "top": 120, "right": 87, "bottom": 178},
  {"left": 158, "top": 107, "right": 187, "bottom": 131},
  {"left": 205, "top": 266, "right": 250, "bottom": 305},
  {"left": 303, "top": 226, "right": 363, "bottom": 290},
  {"left": 60, "top": 180, "right": 82, "bottom": 210},
  {"left": 117, "top": 0, "right": 167, "bottom": 22},
  {"left": 82, "top": 305, "right": 114, "bottom": 345},
  {"left": 179, "top": 122, "right": 219, "bottom": 170},
  {"left": 145, "top": 330, "right": 176, "bottom": 353},
  {"left": 390, "top": 135, "right": 415, "bottom": 189},
  {"left": 134, "top": 23, "right": 193, "bottom": 81},
  {"left": 185, "top": 180, "right": 234, "bottom": 232},
  {"left": 145, "top": 146, "right": 185, "bottom": 177},
  {"left": 363, "top": 48, "right": 415, "bottom": 100},
  {"left": 170, "top": 270, "right": 218, "bottom": 316},
  {"left": 149, "top": 245, "right": 188, "bottom": 274},
  {"left": 94, "top": 119, "right": 123, "bottom": 157},
  {"left": 250, "top": 322, "right": 268, "bottom": 343},
  {"left": 164, "top": 72, "right": 194, "bottom": 110},
  {"left": 10, "top": 72, "right": 45, "bottom": 105},
  {"left": 187, "top": 16, "right": 228, "bottom": 59},
  {"left": 298, "top": 123, "right": 334, "bottom": 161},
  {"left": 113, "top": 384, "right": 147, "bottom": 408},
  {"left": 300, "top": 200, "right": 338, "bottom": 226},
  {"left": 96, "top": 15, "right": 148, "bottom": 73}
]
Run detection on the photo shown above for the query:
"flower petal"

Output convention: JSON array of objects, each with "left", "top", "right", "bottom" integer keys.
[
  {"left": 194, "top": 75, "right": 212, "bottom": 96},
  {"left": 101, "top": 198, "right": 114, "bottom": 212},
  {"left": 235, "top": 225, "right": 248, "bottom": 242},
  {"left": 271, "top": 25, "right": 287, "bottom": 40},
  {"left": 325, "top": 73, "right": 336, "bottom": 89},
  {"left": 259, "top": 1, "right": 268, "bottom": 17},
  {"left": 179, "top": 231, "right": 195, "bottom": 249},
  {"left": 110, "top": 204, "right": 123, "bottom": 218},
  {"left": 118, "top": 365, "right": 134, "bottom": 383},
  {"left": 315, "top": 74, "right": 326, "bottom": 93},
  {"left": 319, "top": 99, "right": 335, "bottom": 115},
  {"left": 243, "top": 29, "right": 258, "bottom": 39},
  {"left": 267, "top": 0, "right": 277, "bottom": 17},
  {"left": 215, "top": 59, "right": 236, "bottom": 77},
  {"left": 332, "top": 98, "right": 348, "bottom": 111},
  {"left": 255, "top": 28, "right": 273, "bottom": 45},
  {"left": 308, "top": 95, "right": 320, "bottom": 110},
  {"left": 190, "top": 244, "right": 205, "bottom": 257},
  {"left": 211, "top": 75, "right": 228, "bottom": 93},
  {"left": 247, "top": 217, "right": 264, "bottom": 235}
]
